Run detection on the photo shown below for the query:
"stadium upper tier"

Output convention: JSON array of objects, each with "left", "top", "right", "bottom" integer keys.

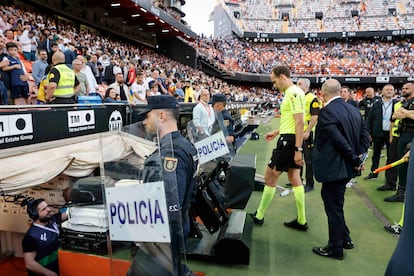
[
  {"left": 224, "top": 0, "right": 414, "bottom": 33},
  {"left": 192, "top": 37, "right": 414, "bottom": 76}
]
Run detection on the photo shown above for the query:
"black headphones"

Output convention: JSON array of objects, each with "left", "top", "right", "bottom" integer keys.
[{"left": 26, "top": 198, "right": 45, "bottom": 220}]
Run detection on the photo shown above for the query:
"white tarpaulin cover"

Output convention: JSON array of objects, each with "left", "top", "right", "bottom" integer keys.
[{"left": 0, "top": 132, "right": 156, "bottom": 193}]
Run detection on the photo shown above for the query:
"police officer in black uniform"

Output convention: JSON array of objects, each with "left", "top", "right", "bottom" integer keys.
[
  {"left": 211, "top": 93, "right": 235, "bottom": 145},
  {"left": 128, "top": 95, "right": 198, "bottom": 276}
]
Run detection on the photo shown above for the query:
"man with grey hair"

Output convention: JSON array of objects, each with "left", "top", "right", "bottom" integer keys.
[
  {"left": 297, "top": 78, "right": 319, "bottom": 192},
  {"left": 365, "top": 84, "right": 397, "bottom": 181},
  {"left": 312, "top": 79, "right": 369, "bottom": 260}
]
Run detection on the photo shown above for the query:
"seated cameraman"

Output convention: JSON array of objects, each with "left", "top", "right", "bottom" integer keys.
[{"left": 22, "top": 199, "right": 68, "bottom": 276}]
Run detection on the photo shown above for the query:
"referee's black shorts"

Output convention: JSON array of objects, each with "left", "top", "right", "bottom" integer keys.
[{"left": 268, "top": 134, "right": 302, "bottom": 172}]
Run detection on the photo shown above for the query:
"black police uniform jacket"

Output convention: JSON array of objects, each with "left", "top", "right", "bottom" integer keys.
[{"left": 143, "top": 131, "right": 198, "bottom": 245}]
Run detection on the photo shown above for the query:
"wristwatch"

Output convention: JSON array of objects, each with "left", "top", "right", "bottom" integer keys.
[{"left": 294, "top": 146, "right": 303, "bottom": 152}]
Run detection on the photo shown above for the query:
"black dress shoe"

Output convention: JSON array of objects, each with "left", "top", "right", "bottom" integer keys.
[
  {"left": 377, "top": 185, "right": 396, "bottom": 191},
  {"left": 384, "top": 193, "right": 405, "bottom": 202},
  {"left": 343, "top": 241, "right": 354, "bottom": 249},
  {"left": 364, "top": 172, "right": 378, "bottom": 180},
  {"left": 284, "top": 218, "right": 308, "bottom": 231},
  {"left": 312, "top": 247, "right": 343, "bottom": 260},
  {"left": 249, "top": 212, "right": 264, "bottom": 226},
  {"left": 305, "top": 185, "right": 314, "bottom": 193}
]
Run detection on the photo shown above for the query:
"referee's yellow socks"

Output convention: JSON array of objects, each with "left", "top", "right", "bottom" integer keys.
[
  {"left": 256, "top": 186, "right": 276, "bottom": 219},
  {"left": 293, "top": 185, "right": 306, "bottom": 225},
  {"left": 398, "top": 204, "right": 405, "bottom": 227}
]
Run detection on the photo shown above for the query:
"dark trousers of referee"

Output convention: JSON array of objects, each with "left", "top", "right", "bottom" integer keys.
[{"left": 321, "top": 178, "right": 352, "bottom": 255}]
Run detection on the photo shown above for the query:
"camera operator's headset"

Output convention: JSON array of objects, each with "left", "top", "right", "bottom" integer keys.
[{"left": 26, "top": 198, "right": 45, "bottom": 220}]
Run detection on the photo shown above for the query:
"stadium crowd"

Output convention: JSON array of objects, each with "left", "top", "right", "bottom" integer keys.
[
  {"left": 224, "top": 0, "right": 414, "bottom": 33},
  {"left": 0, "top": 4, "right": 272, "bottom": 106},
  {"left": 192, "top": 36, "right": 414, "bottom": 76},
  {"left": 0, "top": 2, "right": 413, "bottom": 107}
]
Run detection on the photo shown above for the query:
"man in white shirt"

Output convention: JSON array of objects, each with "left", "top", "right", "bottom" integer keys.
[
  {"left": 130, "top": 71, "right": 148, "bottom": 104},
  {"left": 19, "top": 26, "right": 37, "bottom": 61},
  {"left": 192, "top": 88, "right": 215, "bottom": 138},
  {"left": 109, "top": 73, "right": 131, "bottom": 102}
]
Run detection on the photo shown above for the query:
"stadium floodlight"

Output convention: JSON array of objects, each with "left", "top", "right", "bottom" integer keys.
[
  {"left": 162, "top": 29, "right": 169, "bottom": 33},
  {"left": 159, "top": 19, "right": 165, "bottom": 23},
  {"left": 110, "top": 3, "right": 120, "bottom": 7},
  {"left": 140, "top": 7, "right": 147, "bottom": 13},
  {"left": 147, "top": 22, "right": 155, "bottom": 26},
  {"left": 131, "top": 14, "right": 140, "bottom": 17}
]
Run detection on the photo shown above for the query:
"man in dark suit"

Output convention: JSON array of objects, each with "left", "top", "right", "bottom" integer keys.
[
  {"left": 312, "top": 79, "right": 370, "bottom": 260},
  {"left": 341, "top": 86, "right": 358, "bottom": 108},
  {"left": 364, "top": 84, "right": 397, "bottom": 181}
]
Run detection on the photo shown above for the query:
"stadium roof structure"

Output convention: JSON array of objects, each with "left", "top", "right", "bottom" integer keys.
[{"left": 85, "top": 0, "right": 197, "bottom": 41}]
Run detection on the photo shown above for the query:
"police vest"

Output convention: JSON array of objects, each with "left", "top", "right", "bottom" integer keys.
[
  {"left": 391, "top": 101, "right": 403, "bottom": 137},
  {"left": 304, "top": 92, "right": 318, "bottom": 131},
  {"left": 53, "top": 64, "right": 75, "bottom": 97}
]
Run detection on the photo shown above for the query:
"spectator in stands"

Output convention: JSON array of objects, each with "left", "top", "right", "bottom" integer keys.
[
  {"left": 341, "top": 86, "right": 358, "bottom": 108},
  {"left": 4, "top": 29, "right": 20, "bottom": 47},
  {"left": 45, "top": 51, "right": 79, "bottom": 104},
  {"left": 130, "top": 70, "right": 147, "bottom": 104},
  {"left": 365, "top": 85, "right": 396, "bottom": 180},
  {"left": 174, "top": 80, "right": 185, "bottom": 102},
  {"left": 31, "top": 49, "right": 48, "bottom": 87},
  {"left": 359, "top": 87, "right": 381, "bottom": 120},
  {"left": 36, "top": 66, "right": 50, "bottom": 104},
  {"left": 108, "top": 72, "right": 130, "bottom": 102},
  {"left": 126, "top": 61, "right": 137, "bottom": 86},
  {"left": 2, "top": 42, "right": 30, "bottom": 105},
  {"left": 72, "top": 59, "right": 88, "bottom": 96},
  {"left": 103, "top": 87, "right": 119, "bottom": 103},
  {"left": 192, "top": 81, "right": 200, "bottom": 102},
  {"left": 85, "top": 55, "right": 97, "bottom": 81},
  {"left": 0, "top": 14, "right": 10, "bottom": 32},
  {"left": 103, "top": 59, "right": 116, "bottom": 85},
  {"left": 63, "top": 42, "right": 76, "bottom": 67},
  {"left": 46, "top": 42, "right": 59, "bottom": 65},
  {"left": 193, "top": 88, "right": 215, "bottom": 139},
  {"left": 90, "top": 54, "right": 103, "bottom": 84},
  {"left": 147, "top": 80, "right": 160, "bottom": 97},
  {"left": 184, "top": 79, "right": 195, "bottom": 103},
  {"left": 19, "top": 25, "right": 37, "bottom": 61},
  {"left": 0, "top": 35, "right": 10, "bottom": 105},
  {"left": 77, "top": 55, "right": 97, "bottom": 94}
]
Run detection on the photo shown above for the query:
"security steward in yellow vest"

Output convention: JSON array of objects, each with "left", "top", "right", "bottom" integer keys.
[
  {"left": 45, "top": 52, "right": 79, "bottom": 104},
  {"left": 298, "top": 78, "right": 319, "bottom": 193},
  {"left": 377, "top": 100, "right": 403, "bottom": 191},
  {"left": 385, "top": 82, "right": 414, "bottom": 202}
]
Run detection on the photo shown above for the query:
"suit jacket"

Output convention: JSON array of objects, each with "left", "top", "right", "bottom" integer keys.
[
  {"left": 313, "top": 98, "right": 370, "bottom": 182},
  {"left": 366, "top": 98, "right": 397, "bottom": 137}
]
